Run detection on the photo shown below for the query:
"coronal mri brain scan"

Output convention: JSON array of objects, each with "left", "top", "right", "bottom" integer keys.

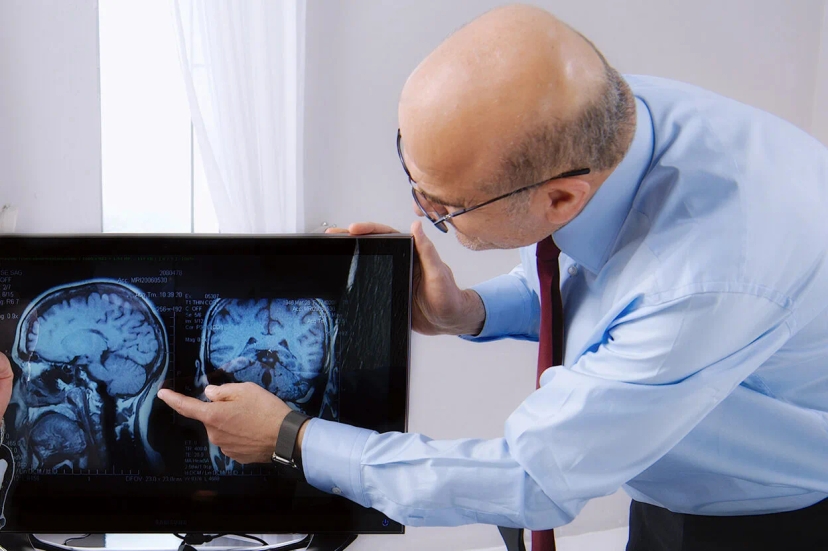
[
  {"left": 9, "top": 280, "right": 168, "bottom": 472},
  {"left": 194, "top": 298, "right": 338, "bottom": 471}
]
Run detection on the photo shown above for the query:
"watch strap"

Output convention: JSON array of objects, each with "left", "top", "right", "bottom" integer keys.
[{"left": 272, "top": 410, "right": 310, "bottom": 470}]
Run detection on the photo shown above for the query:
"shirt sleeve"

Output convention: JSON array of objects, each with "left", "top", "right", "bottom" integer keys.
[
  {"left": 302, "top": 290, "right": 792, "bottom": 529},
  {"left": 460, "top": 262, "right": 540, "bottom": 342}
]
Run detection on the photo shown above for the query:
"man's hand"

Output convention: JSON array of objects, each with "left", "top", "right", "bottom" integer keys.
[
  {"left": 326, "top": 221, "right": 485, "bottom": 335},
  {"left": 157, "top": 383, "right": 300, "bottom": 464},
  {"left": 0, "top": 353, "right": 13, "bottom": 419}
]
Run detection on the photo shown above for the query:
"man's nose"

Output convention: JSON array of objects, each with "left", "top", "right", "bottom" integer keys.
[{"left": 412, "top": 200, "right": 425, "bottom": 217}]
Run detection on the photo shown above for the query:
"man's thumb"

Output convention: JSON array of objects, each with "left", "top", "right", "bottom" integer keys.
[
  {"left": 204, "top": 384, "right": 233, "bottom": 402},
  {"left": 411, "top": 221, "right": 442, "bottom": 275}
]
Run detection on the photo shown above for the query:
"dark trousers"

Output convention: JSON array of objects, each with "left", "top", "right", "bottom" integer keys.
[{"left": 626, "top": 498, "right": 828, "bottom": 551}]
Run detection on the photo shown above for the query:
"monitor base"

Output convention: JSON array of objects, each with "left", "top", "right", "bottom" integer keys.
[{"left": 21, "top": 533, "right": 357, "bottom": 551}]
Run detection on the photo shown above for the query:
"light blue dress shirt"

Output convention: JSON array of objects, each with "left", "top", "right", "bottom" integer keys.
[{"left": 301, "top": 75, "right": 828, "bottom": 529}]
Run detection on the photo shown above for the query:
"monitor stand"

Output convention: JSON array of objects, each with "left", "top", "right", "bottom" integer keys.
[
  {"left": 25, "top": 533, "right": 357, "bottom": 551},
  {"left": 175, "top": 533, "right": 357, "bottom": 551}
]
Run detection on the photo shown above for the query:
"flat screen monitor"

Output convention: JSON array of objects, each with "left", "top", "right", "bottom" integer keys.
[{"left": 0, "top": 234, "right": 411, "bottom": 535}]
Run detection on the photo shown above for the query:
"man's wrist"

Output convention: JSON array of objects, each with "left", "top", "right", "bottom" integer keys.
[
  {"left": 450, "top": 289, "right": 485, "bottom": 336},
  {"left": 294, "top": 418, "right": 310, "bottom": 462}
]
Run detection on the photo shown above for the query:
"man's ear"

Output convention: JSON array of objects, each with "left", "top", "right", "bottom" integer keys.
[{"left": 540, "top": 178, "right": 591, "bottom": 225}]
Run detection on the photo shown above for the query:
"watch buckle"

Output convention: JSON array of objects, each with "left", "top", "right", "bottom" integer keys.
[{"left": 271, "top": 451, "right": 297, "bottom": 468}]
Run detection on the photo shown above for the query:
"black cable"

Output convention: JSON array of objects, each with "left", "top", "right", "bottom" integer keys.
[
  {"left": 174, "top": 532, "right": 271, "bottom": 547},
  {"left": 62, "top": 535, "right": 92, "bottom": 546},
  {"left": 173, "top": 533, "right": 197, "bottom": 551},
  {"left": 29, "top": 534, "right": 73, "bottom": 551}
]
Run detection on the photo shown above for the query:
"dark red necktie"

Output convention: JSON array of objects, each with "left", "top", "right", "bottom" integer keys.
[
  {"left": 498, "top": 236, "right": 562, "bottom": 551},
  {"left": 533, "top": 235, "right": 563, "bottom": 550}
]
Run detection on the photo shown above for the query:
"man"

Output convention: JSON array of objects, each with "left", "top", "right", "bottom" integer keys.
[
  {"left": 0, "top": 354, "right": 12, "bottom": 432},
  {"left": 158, "top": 4, "right": 828, "bottom": 549},
  {"left": 0, "top": 353, "right": 12, "bottom": 551}
]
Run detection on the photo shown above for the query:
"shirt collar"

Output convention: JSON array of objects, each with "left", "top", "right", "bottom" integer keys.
[{"left": 552, "top": 96, "right": 654, "bottom": 274}]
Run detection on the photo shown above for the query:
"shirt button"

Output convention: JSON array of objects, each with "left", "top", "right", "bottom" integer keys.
[
  {"left": 568, "top": 265, "right": 578, "bottom": 276},
  {"left": 332, "top": 487, "right": 342, "bottom": 495}
]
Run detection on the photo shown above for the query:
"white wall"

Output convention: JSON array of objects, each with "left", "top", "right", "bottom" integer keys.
[
  {"left": 0, "top": 0, "right": 102, "bottom": 234},
  {"left": 812, "top": 1, "right": 828, "bottom": 146},
  {"left": 303, "top": 1, "right": 828, "bottom": 550}
]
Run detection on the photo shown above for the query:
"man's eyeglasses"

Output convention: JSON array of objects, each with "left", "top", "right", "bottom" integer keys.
[{"left": 397, "top": 129, "right": 590, "bottom": 233}]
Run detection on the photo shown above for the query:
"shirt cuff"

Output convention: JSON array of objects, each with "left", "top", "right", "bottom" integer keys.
[
  {"left": 461, "top": 274, "right": 538, "bottom": 342},
  {"left": 302, "top": 418, "right": 374, "bottom": 508}
]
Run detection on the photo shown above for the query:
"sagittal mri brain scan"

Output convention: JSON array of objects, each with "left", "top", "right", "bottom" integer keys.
[
  {"left": 9, "top": 280, "right": 168, "bottom": 472},
  {"left": 194, "top": 298, "right": 338, "bottom": 471}
]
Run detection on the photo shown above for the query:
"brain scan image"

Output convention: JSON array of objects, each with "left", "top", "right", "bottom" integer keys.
[
  {"left": 9, "top": 280, "right": 168, "bottom": 472},
  {"left": 194, "top": 298, "right": 338, "bottom": 471}
]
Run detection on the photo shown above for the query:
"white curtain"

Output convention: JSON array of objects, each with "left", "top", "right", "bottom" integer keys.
[{"left": 172, "top": 0, "right": 306, "bottom": 233}]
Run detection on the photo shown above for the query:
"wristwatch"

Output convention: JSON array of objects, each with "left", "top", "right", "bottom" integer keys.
[{"left": 271, "top": 410, "right": 310, "bottom": 473}]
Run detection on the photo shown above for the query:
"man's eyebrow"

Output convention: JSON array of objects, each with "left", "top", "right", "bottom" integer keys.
[{"left": 416, "top": 187, "right": 466, "bottom": 208}]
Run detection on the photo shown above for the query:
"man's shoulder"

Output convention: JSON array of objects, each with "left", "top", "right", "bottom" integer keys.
[
  {"left": 622, "top": 74, "right": 807, "bottom": 138},
  {"left": 622, "top": 73, "right": 681, "bottom": 89},
  {"left": 622, "top": 74, "right": 709, "bottom": 96},
  {"left": 622, "top": 74, "right": 754, "bottom": 123}
]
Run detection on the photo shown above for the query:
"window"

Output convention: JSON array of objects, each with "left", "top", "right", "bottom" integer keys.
[{"left": 99, "top": 0, "right": 218, "bottom": 233}]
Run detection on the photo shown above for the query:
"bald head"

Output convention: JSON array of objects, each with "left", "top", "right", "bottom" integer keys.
[{"left": 399, "top": 4, "right": 633, "bottom": 199}]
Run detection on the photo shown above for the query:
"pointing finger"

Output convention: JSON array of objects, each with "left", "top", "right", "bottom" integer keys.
[{"left": 157, "top": 389, "right": 211, "bottom": 422}]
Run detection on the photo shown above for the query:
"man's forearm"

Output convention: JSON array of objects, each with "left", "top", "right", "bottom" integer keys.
[{"left": 297, "top": 292, "right": 484, "bottom": 459}]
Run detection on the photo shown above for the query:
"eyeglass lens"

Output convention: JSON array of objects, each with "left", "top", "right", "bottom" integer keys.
[{"left": 410, "top": 189, "right": 449, "bottom": 232}]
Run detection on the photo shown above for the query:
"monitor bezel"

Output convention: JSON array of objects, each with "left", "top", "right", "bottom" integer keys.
[{"left": 0, "top": 233, "right": 411, "bottom": 535}]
